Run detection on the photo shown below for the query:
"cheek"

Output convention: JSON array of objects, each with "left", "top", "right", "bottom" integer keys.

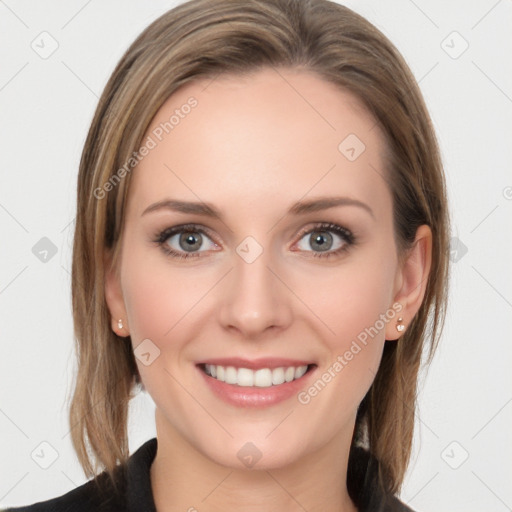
[
  {"left": 119, "top": 248, "right": 200, "bottom": 406},
  {"left": 120, "top": 235, "right": 206, "bottom": 339},
  {"left": 122, "top": 270, "right": 177, "bottom": 342},
  {"left": 300, "top": 252, "right": 396, "bottom": 345},
  {"left": 120, "top": 244, "right": 218, "bottom": 385},
  {"left": 297, "top": 250, "right": 396, "bottom": 396}
]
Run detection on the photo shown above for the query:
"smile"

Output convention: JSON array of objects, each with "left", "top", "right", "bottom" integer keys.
[{"left": 200, "top": 363, "right": 313, "bottom": 388}]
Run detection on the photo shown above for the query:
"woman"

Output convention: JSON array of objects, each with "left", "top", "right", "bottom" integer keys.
[{"left": 4, "top": 0, "right": 449, "bottom": 510}]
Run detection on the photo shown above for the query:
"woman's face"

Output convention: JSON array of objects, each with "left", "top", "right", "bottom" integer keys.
[{"left": 106, "top": 67, "right": 407, "bottom": 469}]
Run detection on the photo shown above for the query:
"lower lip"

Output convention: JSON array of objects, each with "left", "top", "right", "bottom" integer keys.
[{"left": 196, "top": 364, "right": 317, "bottom": 408}]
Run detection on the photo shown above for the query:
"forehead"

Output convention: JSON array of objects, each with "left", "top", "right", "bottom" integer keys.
[{"left": 127, "top": 67, "right": 391, "bottom": 221}]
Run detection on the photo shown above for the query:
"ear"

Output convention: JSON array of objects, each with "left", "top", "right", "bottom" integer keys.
[
  {"left": 385, "top": 224, "right": 432, "bottom": 341},
  {"left": 104, "top": 248, "right": 130, "bottom": 337}
]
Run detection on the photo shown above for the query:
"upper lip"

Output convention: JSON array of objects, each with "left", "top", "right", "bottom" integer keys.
[{"left": 197, "top": 357, "right": 316, "bottom": 370}]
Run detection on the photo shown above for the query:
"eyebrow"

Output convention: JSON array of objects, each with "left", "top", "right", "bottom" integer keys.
[{"left": 141, "top": 196, "right": 375, "bottom": 220}]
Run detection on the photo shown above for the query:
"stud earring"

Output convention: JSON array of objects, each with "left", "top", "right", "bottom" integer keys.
[
  {"left": 396, "top": 317, "right": 405, "bottom": 332},
  {"left": 118, "top": 319, "right": 123, "bottom": 330}
]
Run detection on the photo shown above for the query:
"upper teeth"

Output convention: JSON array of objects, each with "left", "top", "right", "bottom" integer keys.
[{"left": 204, "top": 364, "right": 309, "bottom": 388}]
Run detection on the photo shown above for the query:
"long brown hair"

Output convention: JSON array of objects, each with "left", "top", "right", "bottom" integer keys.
[{"left": 69, "top": 0, "right": 450, "bottom": 497}]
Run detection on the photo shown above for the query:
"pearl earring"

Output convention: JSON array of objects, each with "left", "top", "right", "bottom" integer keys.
[
  {"left": 118, "top": 319, "right": 123, "bottom": 330},
  {"left": 396, "top": 317, "right": 405, "bottom": 332}
]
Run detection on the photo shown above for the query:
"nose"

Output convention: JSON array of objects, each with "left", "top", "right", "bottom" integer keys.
[{"left": 217, "top": 244, "right": 293, "bottom": 339}]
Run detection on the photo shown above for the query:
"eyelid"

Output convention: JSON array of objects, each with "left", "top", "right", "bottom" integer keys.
[
  {"left": 294, "top": 222, "right": 353, "bottom": 242},
  {"left": 157, "top": 223, "right": 221, "bottom": 245}
]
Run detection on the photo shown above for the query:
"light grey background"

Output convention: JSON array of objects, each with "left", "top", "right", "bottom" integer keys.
[{"left": 1, "top": 1, "right": 511, "bottom": 510}]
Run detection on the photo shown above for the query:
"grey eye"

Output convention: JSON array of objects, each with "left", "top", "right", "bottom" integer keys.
[{"left": 296, "top": 229, "right": 345, "bottom": 253}]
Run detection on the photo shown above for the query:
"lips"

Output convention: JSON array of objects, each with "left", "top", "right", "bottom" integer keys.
[{"left": 196, "top": 359, "right": 318, "bottom": 408}]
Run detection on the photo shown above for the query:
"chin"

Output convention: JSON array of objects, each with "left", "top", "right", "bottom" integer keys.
[{"left": 197, "top": 434, "right": 307, "bottom": 471}]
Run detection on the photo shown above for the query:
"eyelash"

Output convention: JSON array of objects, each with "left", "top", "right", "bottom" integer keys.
[{"left": 153, "top": 222, "right": 356, "bottom": 261}]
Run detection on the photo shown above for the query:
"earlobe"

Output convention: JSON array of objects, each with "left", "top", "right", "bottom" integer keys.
[
  {"left": 385, "top": 224, "right": 433, "bottom": 340},
  {"left": 104, "top": 249, "right": 129, "bottom": 336}
]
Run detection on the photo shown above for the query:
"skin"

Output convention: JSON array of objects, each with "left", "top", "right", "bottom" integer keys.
[{"left": 104, "top": 67, "right": 432, "bottom": 512}]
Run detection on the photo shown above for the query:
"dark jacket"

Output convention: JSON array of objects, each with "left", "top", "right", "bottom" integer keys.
[{"left": 2, "top": 438, "right": 415, "bottom": 511}]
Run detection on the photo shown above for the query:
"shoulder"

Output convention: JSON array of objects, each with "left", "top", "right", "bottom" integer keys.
[
  {"left": 1, "top": 438, "right": 160, "bottom": 512},
  {"left": 1, "top": 472, "right": 125, "bottom": 512},
  {"left": 2, "top": 439, "right": 158, "bottom": 511},
  {"left": 374, "top": 494, "right": 416, "bottom": 512},
  {"left": 348, "top": 446, "right": 416, "bottom": 512}
]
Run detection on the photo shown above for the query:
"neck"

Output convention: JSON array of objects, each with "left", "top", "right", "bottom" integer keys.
[{"left": 150, "top": 411, "right": 358, "bottom": 512}]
